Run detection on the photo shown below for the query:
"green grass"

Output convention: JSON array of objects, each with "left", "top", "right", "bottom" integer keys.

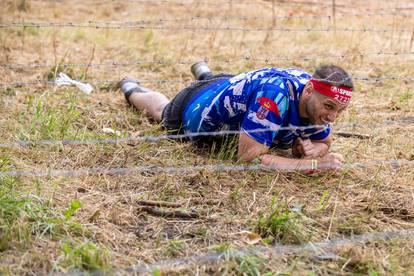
[
  {"left": 0, "top": 178, "right": 85, "bottom": 251},
  {"left": 255, "top": 197, "right": 314, "bottom": 244},
  {"left": 164, "top": 239, "right": 185, "bottom": 257},
  {"left": 57, "top": 240, "right": 110, "bottom": 272},
  {"left": 18, "top": 95, "right": 82, "bottom": 141},
  {"left": 1, "top": 0, "right": 414, "bottom": 274},
  {"left": 212, "top": 243, "right": 272, "bottom": 276},
  {"left": 0, "top": 174, "right": 108, "bottom": 272}
]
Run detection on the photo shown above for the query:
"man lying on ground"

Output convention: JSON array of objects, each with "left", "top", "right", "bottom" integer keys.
[{"left": 119, "top": 63, "right": 353, "bottom": 172}]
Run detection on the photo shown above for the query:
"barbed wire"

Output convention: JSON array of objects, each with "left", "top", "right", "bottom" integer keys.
[
  {"left": 28, "top": 0, "right": 288, "bottom": 6},
  {"left": 2, "top": 51, "right": 413, "bottom": 71},
  {"left": 1, "top": 117, "right": 413, "bottom": 149},
  {"left": 29, "top": 0, "right": 414, "bottom": 13},
  {"left": 129, "top": 228, "right": 414, "bottom": 274},
  {"left": 0, "top": 159, "right": 413, "bottom": 178},
  {"left": 21, "top": 0, "right": 341, "bottom": 8},
  {"left": 3, "top": 12, "right": 414, "bottom": 31},
  {"left": 113, "top": 12, "right": 414, "bottom": 21},
  {"left": 0, "top": 22, "right": 412, "bottom": 33},
  {"left": 0, "top": 125, "right": 328, "bottom": 148},
  {"left": 1, "top": 74, "right": 414, "bottom": 89}
]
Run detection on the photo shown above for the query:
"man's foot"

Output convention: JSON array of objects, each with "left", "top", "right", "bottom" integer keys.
[
  {"left": 190, "top": 61, "right": 213, "bottom": 80},
  {"left": 118, "top": 77, "right": 147, "bottom": 104}
]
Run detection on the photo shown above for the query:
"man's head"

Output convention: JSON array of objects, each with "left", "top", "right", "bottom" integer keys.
[{"left": 300, "top": 65, "right": 353, "bottom": 125}]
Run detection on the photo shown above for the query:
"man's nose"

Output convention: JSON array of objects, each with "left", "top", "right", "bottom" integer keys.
[{"left": 327, "top": 111, "right": 338, "bottom": 122}]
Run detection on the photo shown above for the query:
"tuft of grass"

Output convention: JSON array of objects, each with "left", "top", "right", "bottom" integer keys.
[
  {"left": 316, "top": 190, "right": 331, "bottom": 212},
  {"left": 2, "top": 87, "right": 16, "bottom": 96},
  {"left": 209, "top": 134, "right": 239, "bottom": 161},
  {"left": 213, "top": 244, "right": 272, "bottom": 276},
  {"left": 229, "top": 179, "right": 248, "bottom": 202},
  {"left": 255, "top": 197, "right": 314, "bottom": 244},
  {"left": 0, "top": 173, "right": 85, "bottom": 251},
  {"left": 46, "top": 64, "right": 76, "bottom": 81},
  {"left": 164, "top": 239, "right": 185, "bottom": 257},
  {"left": 58, "top": 240, "right": 110, "bottom": 272},
  {"left": 45, "top": 51, "right": 75, "bottom": 81},
  {"left": 397, "top": 90, "right": 413, "bottom": 107},
  {"left": 64, "top": 199, "right": 82, "bottom": 220},
  {"left": 21, "top": 97, "right": 82, "bottom": 140},
  {"left": 229, "top": 254, "right": 270, "bottom": 276}
]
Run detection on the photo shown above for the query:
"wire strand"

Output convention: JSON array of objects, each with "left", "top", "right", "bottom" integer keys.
[
  {"left": 0, "top": 22, "right": 412, "bottom": 33},
  {"left": 0, "top": 159, "right": 412, "bottom": 178},
  {"left": 128, "top": 228, "right": 414, "bottom": 274},
  {"left": 1, "top": 117, "right": 414, "bottom": 149},
  {"left": 2, "top": 51, "right": 413, "bottom": 70},
  {"left": 1, "top": 75, "right": 414, "bottom": 89}
]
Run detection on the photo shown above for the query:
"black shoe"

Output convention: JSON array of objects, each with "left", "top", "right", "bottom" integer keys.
[
  {"left": 191, "top": 61, "right": 213, "bottom": 80},
  {"left": 118, "top": 76, "right": 146, "bottom": 104}
]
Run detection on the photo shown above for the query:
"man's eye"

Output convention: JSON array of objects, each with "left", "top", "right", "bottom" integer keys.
[{"left": 324, "top": 104, "right": 333, "bottom": 110}]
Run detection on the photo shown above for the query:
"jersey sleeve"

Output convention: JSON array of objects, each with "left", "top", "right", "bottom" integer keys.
[
  {"left": 241, "top": 81, "right": 289, "bottom": 147},
  {"left": 308, "top": 127, "right": 331, "bottom": 141}
]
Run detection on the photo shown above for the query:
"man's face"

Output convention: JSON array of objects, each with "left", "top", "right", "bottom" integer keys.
[{"left": 305, "top": 90, "right": 349, "bottom": 125}]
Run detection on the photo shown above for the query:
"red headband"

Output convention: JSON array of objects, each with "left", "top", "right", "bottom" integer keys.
[{"left": 309, "top": 79, "right": 353, "bottom": 104}]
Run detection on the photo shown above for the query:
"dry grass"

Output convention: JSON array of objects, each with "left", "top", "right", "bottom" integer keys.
[{"left": 1, "top": 0, "right": 414, "bottom": 274}]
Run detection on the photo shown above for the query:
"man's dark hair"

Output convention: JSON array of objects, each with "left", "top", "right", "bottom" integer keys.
[{"left": 312, "top": 64, "right": 354, "bottom": 89}]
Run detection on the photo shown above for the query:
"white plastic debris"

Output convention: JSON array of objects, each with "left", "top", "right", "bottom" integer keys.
[
  {"left": 102, "top": 128, "right": 121, "bottom": 136},
  {"left": 55, "top": 72, "right": 93, "bottom": 94}
]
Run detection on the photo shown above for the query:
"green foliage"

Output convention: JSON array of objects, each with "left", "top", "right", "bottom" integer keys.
[
  {"left": 341, "top": 258, "right": 381, "bottom": 275},
  {"left": 152, "top": 268, "right": 161, "bottom": 276},
  {"left": 0, "top": 155, "right": 12, "bottom": 170},
  {"left": 164, "top": 239, "right": 185, "bottom": 257},
  {"left": 23, "top": 27, "right": 39, "bottom": 36},
  {"left": 2, "top": 87, "right": 16, "bottom": 96},
  {"left": 0, "top": 172, "right": 84, "bottom": 251},
  {"left": 229, "top": 179, "right": 248, "bottom": 201},
  {"left": 232, "top": 255, "right": 271, "bottom": 276},
  {"left": 144, "top": 30, "right": 154, "bottom": 49},
  {"left": 209, "top": 134, "right": 239, "bottom": 161},
  {"left": 212, "top": 242, "right": 232, "bottom": 254},
  {"left": 316, "top": 190, "right": 330, "bottom": 211},
  {"left": 398, "top": 90, "right": 412, "bottom": 106},
  {"left": 255, "top": 197, "right": 313, "bottom": 244},
  {"left": 213, "top": 243, "right": 272, "bottom": 275},
  {"left": 24, "top": 98, "right": 81, "bottom": 140},
  {"left": 64, "top": 199, "right": 82, "bottom": 220},
  {"left": 46, "top": 64, "right": 76, "bottom": 81},
  {"left": 45, "top": 51, "right": 74, "bottom": 81},
  {"left": 59, "top": 240, "right": 109, "bottom": 271}
]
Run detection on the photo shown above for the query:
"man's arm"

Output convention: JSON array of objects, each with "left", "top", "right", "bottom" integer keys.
[
  {"left": 292, "top": 135, "right": 333, "bottom": 158},
  {"left": 238, "top": 133, "right": 342, "bottom": 171}
]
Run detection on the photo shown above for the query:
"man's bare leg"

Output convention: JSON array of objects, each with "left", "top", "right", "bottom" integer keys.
[
  {"left": 120, "top": 77, "right": 170, "bottom": 122},
  {"left": 127, "top": 89, "right": 169, "bottom": 122}
]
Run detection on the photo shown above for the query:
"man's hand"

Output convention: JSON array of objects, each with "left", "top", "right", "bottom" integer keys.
[
  {"left": 238, "top": 133, "right": 343, "bottom": 173},
  {"left": 318, "top": 153, "right": 344, "bottom": 171},
  {"left": 293, "top": 138, "right": 329, "bottom": 158}
]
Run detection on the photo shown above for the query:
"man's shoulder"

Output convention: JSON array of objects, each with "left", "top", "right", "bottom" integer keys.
[{"left": 278, "top": 68, "right": 311, "bottom": 91}]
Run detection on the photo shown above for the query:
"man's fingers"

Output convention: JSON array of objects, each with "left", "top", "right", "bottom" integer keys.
[
  {"left": 302, "top": 143, "right": 314, "bottom": 152},
  {"left": 331, "top": 153, "right": 344, "bottom": 162},
  {"left": 304, "top": 150, "right": 320, "bottom": 158}
]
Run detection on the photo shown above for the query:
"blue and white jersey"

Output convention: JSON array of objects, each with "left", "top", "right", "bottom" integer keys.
[{"left": 182, "top": 68, "right": 330, "bottom": 148}]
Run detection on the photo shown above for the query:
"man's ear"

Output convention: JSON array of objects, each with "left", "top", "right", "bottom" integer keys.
[{"left": 303, "top": 82, "right": 314, "bottom": 98}]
